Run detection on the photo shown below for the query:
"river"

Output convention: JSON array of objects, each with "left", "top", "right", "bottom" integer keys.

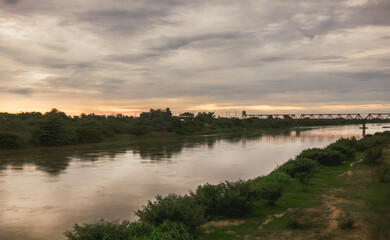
[{"left": 0, "top": 123, "right": 389, "bottom": 240}]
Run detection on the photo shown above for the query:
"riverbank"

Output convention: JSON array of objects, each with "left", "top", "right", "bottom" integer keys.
[
  {"left": 2, "top": 108, "right": 389, "bottom": 150},
  {"left": 198, "top": 140, "right": 390, "bottom": 239},
  {"left": 64, "top": 131, "right": 390, "bottom": 240}
]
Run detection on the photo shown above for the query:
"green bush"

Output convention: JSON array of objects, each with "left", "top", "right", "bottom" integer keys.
[
  {"left": 298, "top": 148, "right": 344, "bottom": 166},
  {"left": 64, "top": 219, "right": 138, "bottom": 240},
  {"left": 135, "top": 194, "right": 205, "bottom": 230},
  {"left": 0, "top": 132, "right": 24, "bottom": 149},
  {"left": 297, "top": 148, "right": 323, "bottom": 161},
  {"left": 37, "top": 117, "right": 77, "bottom": 146},
  {"left": 148, "top": 221, "right": 193, "bottom": 240},
  {"left": 64, "top": 220, "right": 192, "bottom": 240},
  {"left": 327, "top": 144, "right": 355, "bottom": 160},
  {"left": 277, "top": 158, "right": 318, "bottom": 177},
  {"left": 251, "top": 173, "right": 289, "bottom": 206},
  {"left": 258, "top": 181, "right": 282, "bottom": 206},
  {"left": 363, "top": 147, "right": 383, "bottom": 165},
  {"left": 357, "top": 132, "right": 390, "bottom": 151},
  {"left": 376, "top": 163, "right": 389, "bottom": 182},
  {"left": 192, "top": 180, "right": 255, "bottom": 218},
  {"left": 296, "top": 171, "right": 315, "bottom": 192}
]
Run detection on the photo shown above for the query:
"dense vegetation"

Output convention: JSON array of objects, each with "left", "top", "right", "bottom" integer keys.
[
  {"left": 65, "top": 131, "right": 390, "bottom": 240},
  {"left": 1, "top": 108, "right": 387, "bottom": 150}
]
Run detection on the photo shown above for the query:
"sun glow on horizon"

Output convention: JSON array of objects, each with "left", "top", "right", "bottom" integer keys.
[{"left": 2, "top": 102, "right": 390, "bottom": 117}]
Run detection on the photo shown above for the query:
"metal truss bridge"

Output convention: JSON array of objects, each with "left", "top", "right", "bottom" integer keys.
[{"left": 241, "top": 112, "right": 390, "bottom": 120}]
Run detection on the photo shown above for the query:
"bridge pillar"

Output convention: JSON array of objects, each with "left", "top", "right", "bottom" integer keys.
[{"left": 362, "top": 122, "right": 366, "bottom": 136}]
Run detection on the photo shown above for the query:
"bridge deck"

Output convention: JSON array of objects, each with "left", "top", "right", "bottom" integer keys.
[{"left": 241, "top": 113, "right": 390, "bottom": 120}]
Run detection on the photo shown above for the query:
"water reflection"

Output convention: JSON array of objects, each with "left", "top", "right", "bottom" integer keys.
[
  {"left": 0, "top": 123, "right": 389, "bottom": 240},
  {"left": 0, "top": 124, "right": 386, "bottom": 176}
]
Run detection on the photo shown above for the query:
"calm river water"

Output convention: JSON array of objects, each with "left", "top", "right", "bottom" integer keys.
[{"left": 0, "top": 123, "right": 389, "bottom": 240}]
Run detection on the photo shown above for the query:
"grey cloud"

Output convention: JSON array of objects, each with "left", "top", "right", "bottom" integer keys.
[
  {"left": 1, "top": 87, "right": 33, "bottom": 95},
  {"left": 3, "top": 0, "right": 19, "bottom": 5},
  {"left": 0, "top": 0, "right": 389, "bottom": 110},
  {"left": 149, "top": 32, "right": 241, "bottom": 52}
]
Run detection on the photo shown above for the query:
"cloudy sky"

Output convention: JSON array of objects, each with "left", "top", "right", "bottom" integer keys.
[{"left": 0, "top": 0, "right": 389, "bottom": 115}]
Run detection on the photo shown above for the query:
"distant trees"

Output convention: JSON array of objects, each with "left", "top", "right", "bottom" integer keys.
[
  {"left": 37, "top": 115, "right": 76, "bottom": 146},
  {"left": 0, "top": 132, "right": 23, "bottom": 149},
  {"left": 1, "top": 107, "right": 389, "bottom": 150},
  {"left": 195, "top": 112, "right": 215, "bottom": 124}
]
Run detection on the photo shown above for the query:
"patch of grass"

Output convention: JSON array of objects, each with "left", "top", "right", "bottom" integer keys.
[
  {"left": 338, "top": 212, "right": 355, "bottom": 229},
  {"left": 363, "top": 147, "right": 383, "bottom": 165},
  {"left": 375, "top": 163, "right": 389, "bottom": 182},
  {"left": 286, "top": 208, "right": 325, "bottom": 229}
]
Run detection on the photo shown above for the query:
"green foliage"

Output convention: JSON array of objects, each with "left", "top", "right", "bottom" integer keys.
[
  {"left": 1, "top": 108, "right": 390, "bottom": 149},
  {"left": 297, "top": 148, "right": 323, "bottom": 162},
  {"left": 356, "top": 132, "right": 390, "bottom": 151},
  {"left": 296, "top": 171, "right": 315, "bottom": 192},
  {"left": 298, "top": 148, "right": 344, "bottom": 166},
  {"left": 36, "top": 116, "right": 77, "bottom": 146},
  {"left": 135, "top": 194, "right": 205, "bottom": 230},
  {"left": 0, "top": 132, "right": 24, "bottom": 149},
  {"left": 277, "top": 158, "right": 318, "bottom": 177},
  {"left": 258, "top": 180, "right": 283, "bottom": 206},
  {"left": 331, "top": 137, "right": 358, "bottom": 150},
  {"left": 327, "top": 144, "right": 355, "bottom": 160},
  {"left": 64, "top": 220, "right": 192, "bottom": 240},
  {"left": 64, "top": 219, "right": 136, "bottom": 240},
  {"left": 148, "top": 221, "right": 193, "bottom": 240},
  {"left": 363, "top": 147, "right": 383, "bottom": 165},
  {"left": 192, "top": 180, "right": 255, "bottom": 218},
  {"left": 251, "top": 172, "right": 289, "bottom": 205},
  {"left": 195, "top": 112, "right": 215, "bottom": 124},
  {"left": 376, "top": 163, "right": 389, "bottom": 182}
]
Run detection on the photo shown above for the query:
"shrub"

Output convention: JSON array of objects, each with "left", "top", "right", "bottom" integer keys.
[
  {"left": 277, "top": 158, "right": 318, "bottom": 177},
  {"left": 297, "top": 148, "right": 323, "bottom": 162},
  {"left": 363, "top": 147, "right": 383, "bottom": 165},
  {"left": 192, "top": 180, "right": 255, "bottom": 218},
  {"left": 338, "top": 212, "right": 355, "bottom": 229},
  {"left": 64, "top": 219, "right": 137, "bottom": 240},
  {"left": 298, "top": 148, "right": 344, "bottom": 166},
  {"left": 37, "top": 117, "right": 77, "bottom": 146},
  {"left": 251, "top": 173, "right": 288, "bottom": 206},
  {"left": 266, "top": 171, "right": 292, "bottom": 183},
  {"left": 376, "top": 163, "right": 389, "bottom": 182},
  {"left": 148, "top": 221, "right": 193, "bottom": 240},
  {"left": 296, "top": 171, "right": 315, "bottom": 192},
  {"left": 135, "top": 194, "right": 205, "bottom": 229},
  {"left": 331, "top": 137, "right": 358, "bottom": 150},
  {"left": 258, "top": 181, "right": 282, "bottom": 206},
  {"left": 0, "top": 132, "right": 24, "bottom": 149},
  {"left": 64, "top": 220, "right": 192, "bottom": 240},
  {"left": 327, "top": 144, "right": 355, "bottom": 160},
  {"left": 357, "top": 132, "right": 390, "bottom": 151},
  {"left": 127, "top": 221, "right": 155, "bottom": 238},
  {"left": 75, "top": 127, "right": 103, "bottom": 143}
]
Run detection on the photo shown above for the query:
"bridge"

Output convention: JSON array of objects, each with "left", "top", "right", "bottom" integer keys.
[{"left": 241, "top": 111, "right": 390, "bottom": 120}]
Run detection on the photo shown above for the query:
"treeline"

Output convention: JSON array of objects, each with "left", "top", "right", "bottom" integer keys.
[
  {"left": 0, "top": 108, "right": 386, "bottom": 149},
  {"left": 64, "top": 131, "right": 390, "bottom": 240}
]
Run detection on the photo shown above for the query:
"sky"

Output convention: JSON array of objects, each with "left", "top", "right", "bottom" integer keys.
[{"left": 0, "top": 0, "right": 389, "bottom": 116}]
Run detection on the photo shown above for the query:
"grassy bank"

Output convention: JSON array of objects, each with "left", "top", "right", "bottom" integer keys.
[{"left": 65, "top": 131, "right": 390, "bottom": 240}]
